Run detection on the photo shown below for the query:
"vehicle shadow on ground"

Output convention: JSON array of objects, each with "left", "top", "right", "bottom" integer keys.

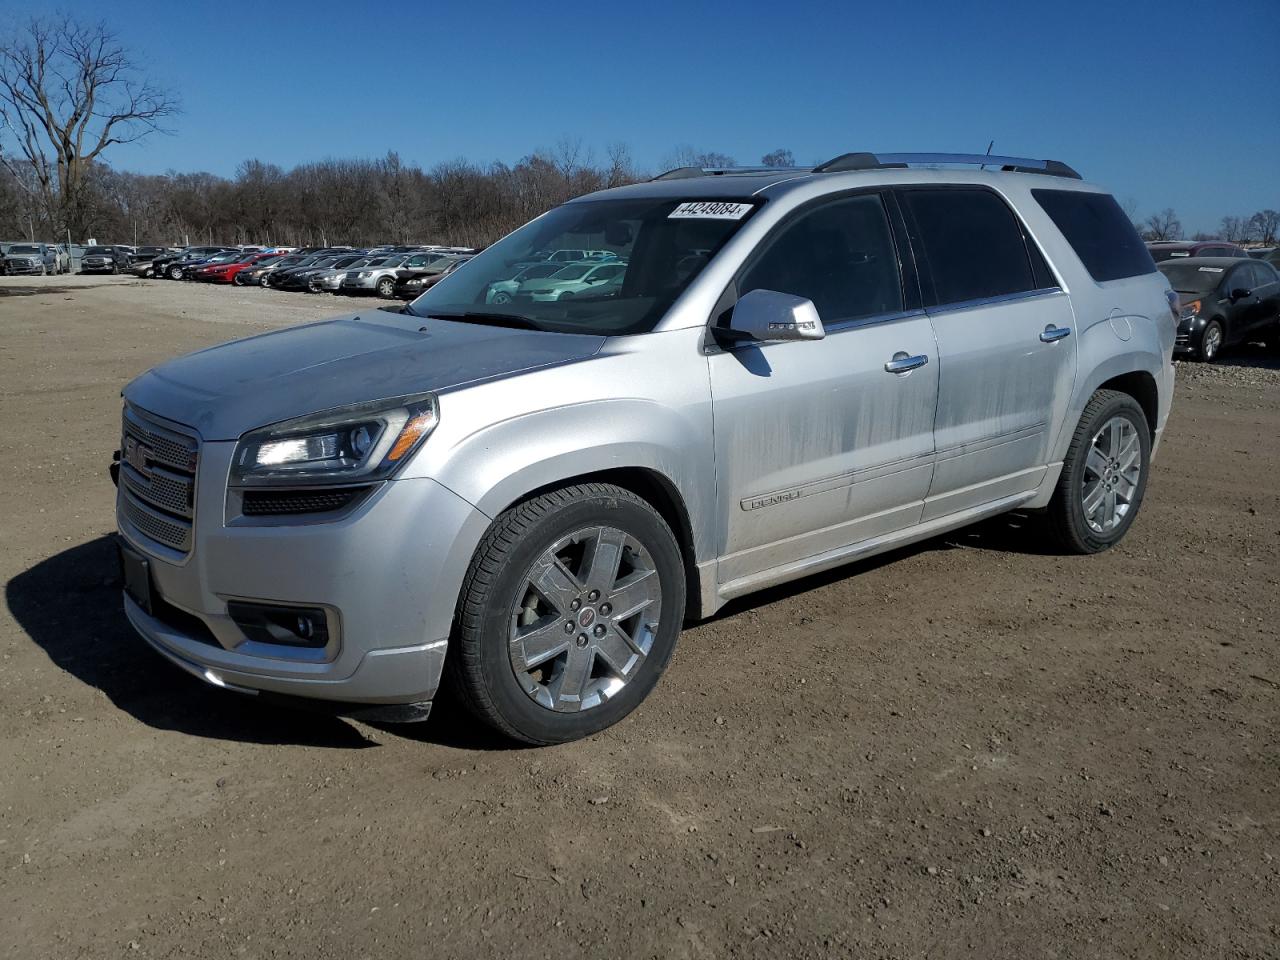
[{"left": 6, "top": 535, "right": 514, "bottom": 750}]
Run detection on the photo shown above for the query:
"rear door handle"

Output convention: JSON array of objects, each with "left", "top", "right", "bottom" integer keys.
[
  {"left": 884, "top": 352, "right": 929, "bottom": 374},
  {"left": 1040, "top": 325, "right": 1072, "bottom": 343}
]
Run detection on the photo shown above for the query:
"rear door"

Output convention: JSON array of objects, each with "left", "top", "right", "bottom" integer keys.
[
  {"left": 897, "top": 186, "right": 1077, "bottom": 520},
  {"left": 1247, "top": 262, "right": 1280, "bottom": 335},
  {"left": 709, "top": 191, "right": 938, "bottom": 588}
]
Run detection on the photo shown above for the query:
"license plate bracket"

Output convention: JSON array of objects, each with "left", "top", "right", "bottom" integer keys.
[{"left": 118, "top": 541, "right": 153, "bottom": 615}]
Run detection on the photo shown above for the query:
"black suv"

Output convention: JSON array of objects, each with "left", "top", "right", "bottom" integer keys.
[{"left": 80, "top": 246, "right": 133, "bottom": 274}]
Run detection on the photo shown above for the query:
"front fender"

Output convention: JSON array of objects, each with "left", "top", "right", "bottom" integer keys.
[{"left": 408, "top": 396, "right": 717, "bottom": 562}]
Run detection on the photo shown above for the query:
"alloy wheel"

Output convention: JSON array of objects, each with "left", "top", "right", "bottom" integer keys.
[
  {"left": 508, "top": 525, "right": 662, "bottom": 713},
  {"left": 1081, "top": 415, "right": 1141, "bottom": 534},
  {"left": 1202, "top": 323, "right": 1221, "bottom": 361}
]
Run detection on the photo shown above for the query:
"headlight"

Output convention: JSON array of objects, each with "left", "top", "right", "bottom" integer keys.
[
  {"left": 1179, "top": 299, "right": 1201, "bottom": 320},
  {"left": 357, "top": 271, "right": 371, "bottom": 278},
  {"left": 230, "top": 393, "right": 438, "bottom": 487}
]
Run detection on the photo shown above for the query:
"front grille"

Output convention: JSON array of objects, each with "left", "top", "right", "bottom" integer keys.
[
  {"left": 1175, "top": 332, "right": 1190, "bottom": 348},
  {"left": 120, "top": 407, "right": 199, "bottom": 554},
  {"left": 242, "top": 487, "right": 367, "bottom": 516}
]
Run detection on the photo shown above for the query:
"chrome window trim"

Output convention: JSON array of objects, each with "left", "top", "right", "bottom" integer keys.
[
  {"left": 824, "top": 307, "right": 928, "bottom": 334},
  {"left": 926, "top": 286, "right": 1064, "bottom": 317}
]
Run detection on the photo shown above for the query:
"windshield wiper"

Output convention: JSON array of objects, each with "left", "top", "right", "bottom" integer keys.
[{"left": 423, "top": 311, "right": 545, "bottom": 331}]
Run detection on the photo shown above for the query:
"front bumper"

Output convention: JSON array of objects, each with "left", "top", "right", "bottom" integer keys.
[
  {"left": 1174, "top": 315, "right": 1207, "bottom": 352},
  {"left": 340, "top": 277, "right": 380, "bottom": 292},
  {"left": 6, "top": 261, "right": 44, "bottom": 274},
  {"left": 117, "top": 438, "right": 491, "bottom": 707}
]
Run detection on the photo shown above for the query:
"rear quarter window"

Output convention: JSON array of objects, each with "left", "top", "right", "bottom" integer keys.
[{"left": 1032, "top": 189, "right": 1156, "bottom": 282}]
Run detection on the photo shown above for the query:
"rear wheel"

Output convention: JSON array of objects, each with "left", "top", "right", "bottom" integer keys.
[
  {"left": 446, "top": 483, "right": 685, "bottom": 745},
  {"left": 1197, "top": 319, "right": 1223, "bottom": 362},
  {"left": 1046, "top": 390, "right": 1150, "bottom": 554}
]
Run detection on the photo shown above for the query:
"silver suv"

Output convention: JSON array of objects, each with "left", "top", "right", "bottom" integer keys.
[{"left": 114, "top": 152, "right": 1176, "bottom": 744}]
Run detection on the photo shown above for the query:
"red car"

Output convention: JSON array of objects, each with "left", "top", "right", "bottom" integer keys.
[{"left": 195, "top": 251, "right": 282, "bottom": 284}]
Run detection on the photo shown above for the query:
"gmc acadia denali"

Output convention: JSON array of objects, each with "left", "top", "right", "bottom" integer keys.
[{"left": 113, "top": 151, "right": 1177, "bottom": 744}]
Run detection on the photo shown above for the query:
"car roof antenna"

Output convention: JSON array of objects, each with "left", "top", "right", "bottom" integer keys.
[{"left": 980, "top": 140, "right": 994, "bottom": 171}]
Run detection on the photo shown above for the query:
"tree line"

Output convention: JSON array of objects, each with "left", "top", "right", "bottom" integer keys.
[{"left": 1139, "top": 206, "right": 1279, "bottom": 245}]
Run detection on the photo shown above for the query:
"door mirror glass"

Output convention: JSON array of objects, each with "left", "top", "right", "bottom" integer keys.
[
  {"left": 1229, "top": 287, "right": 1251, "bottom": 301},
  {"left": 726, "top": 288, "right": 826, "bottom": 342}
]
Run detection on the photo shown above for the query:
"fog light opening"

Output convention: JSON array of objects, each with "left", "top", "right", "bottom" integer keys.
[{"left": 227, "top": 601, "right": 330, "bottom": 649}]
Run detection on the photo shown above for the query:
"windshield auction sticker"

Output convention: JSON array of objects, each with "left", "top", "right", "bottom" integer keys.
[{"left": 668, "top": 201, "right": 754, "bottom": 220}]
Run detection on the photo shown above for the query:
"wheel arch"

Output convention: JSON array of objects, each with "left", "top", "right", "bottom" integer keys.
[
  {"left": 486, "top": 465, "right": 704, "bottom": 621},
  {"left": 1055, "top": 350, "right": 1166, "bottom": 461},
  {"left": 1096, "top": 370, "right": 1158, "bottom": 434}
]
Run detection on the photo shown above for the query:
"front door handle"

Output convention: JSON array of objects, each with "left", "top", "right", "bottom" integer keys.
[
  {"left": 884, "top": 352, "right": 929, "bottom": 374},
  {"left": 1040, "top": 325, "right": 1072, "bottom": 343}
]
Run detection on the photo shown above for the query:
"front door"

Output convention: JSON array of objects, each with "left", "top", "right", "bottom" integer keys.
[{"left": 708, "top": 192, "right": 939, "bottom": 591}]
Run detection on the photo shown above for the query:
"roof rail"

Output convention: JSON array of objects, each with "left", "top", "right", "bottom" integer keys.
[
  {"left": 651, "top": 165, "right": 808, "bottom": 181},
  {"left": 812, "top": 152, "right": 1081, "bottom": 180}
]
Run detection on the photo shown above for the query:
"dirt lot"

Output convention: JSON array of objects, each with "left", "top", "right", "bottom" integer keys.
[{"left": 1, "top": 274, "right": 1277, "bottom": 959}]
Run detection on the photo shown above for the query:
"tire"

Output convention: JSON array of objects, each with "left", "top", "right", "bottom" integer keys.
[
  {"left": 446, "top": 483, "right": 686, "bottom": 745},
  {"left": 491, "top": 291, "right": 512, "bottom": 304},
  {"left": 1197, "top": 319, "right": 1223, "bottom": 362},
  {"left": 1046, "top": 389, "right": 1151, "bottom": 554},
  {"left": 167, "top": 265, "right": 184, "bottom": 281},
  {"left": 376, "top": 277, "right": 395, "bottom": 298}
]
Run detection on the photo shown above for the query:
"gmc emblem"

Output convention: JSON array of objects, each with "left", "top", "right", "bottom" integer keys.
[{"left": 123, "top": 436, "right": 152, "bottom": 476}]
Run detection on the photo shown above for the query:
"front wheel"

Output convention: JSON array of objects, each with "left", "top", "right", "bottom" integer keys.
[
  {"left": 1046, "top": 390, "right": 1151, "bottom": 554},
  {"left": 1197, "top": 319, "right": 1223, "bottom": 362},
  {"left": 446, "top": 483, "right": 686, "bottom": 744},
  {"left": 375, "top": 277, "right": 395, "bottom": 298},
  {"left": 167, "top": 265, "right": 184, "bottom": 280}
]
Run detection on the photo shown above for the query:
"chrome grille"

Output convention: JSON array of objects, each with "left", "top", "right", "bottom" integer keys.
[
  {"left": 121, "top": 463, "right": 193, "bottom": 515},
  {"left": 121, "top": 491, "right": 192, "bottom": 552},
  {"left": 119, "top": 406, "right": 199, "bottom": 554}
]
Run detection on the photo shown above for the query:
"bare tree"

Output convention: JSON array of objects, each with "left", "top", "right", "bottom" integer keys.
[
  {"left": 1248, "top": 209, "right": 1279, "bottom": 246},
  {"left": 663, "top": 145, "right": 736, "bottom": 170},
  {"left": 1117, "top": 195, "right": 1141, "bottom": 230},
  {"left": 1143, "top": 208, "right": 1181, "bottom": 242},
  {"left": 1220, "top": 215, "right": 1246, "bottom": 243},
  {"left": 0, "top": 15, "right": 178, "bottom": 238},
  {"left": 761, "top": 148, "right": 795, "bottom": 167}
]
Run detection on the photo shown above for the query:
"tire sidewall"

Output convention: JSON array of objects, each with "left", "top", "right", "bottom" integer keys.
[
  {"left": 1199, "top": 320, "right": 1223, "bottom": 362},
  {"left": 470, "top": 493, "right": 685, "bottom": 744},
  {"left": 1060, "top": 396, "right": 1151, "bottom": 552}
]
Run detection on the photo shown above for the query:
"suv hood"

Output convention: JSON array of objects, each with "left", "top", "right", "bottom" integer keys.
[{"left": 124, "top": 311, "right": 606, "bottom": 440}]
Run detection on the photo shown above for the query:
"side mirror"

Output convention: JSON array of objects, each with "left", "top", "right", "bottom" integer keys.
[
  {"left": 725, "top": 289, "right": 826, "bottom": 342},
  {"left": 1229, "top": 287, "right": 1251, "bottom": 302}
]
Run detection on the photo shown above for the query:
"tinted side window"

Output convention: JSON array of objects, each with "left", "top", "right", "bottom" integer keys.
[
  {"left": 1227, "top": 265, "right": 1253, "bottom": 292},
  {"left": 901, "top": 188, "right": 1036, "bottom": 305},
  {"left": 1253, "top": 262, "right": 1278, "bottom": 287},
  {"left": 739, "top": 193, "right": 903, "bottom": 323},
  {"left": 1032, "top": 189, "right": 1157, "bottom": 282}
]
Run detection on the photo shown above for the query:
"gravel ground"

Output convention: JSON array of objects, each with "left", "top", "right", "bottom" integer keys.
[{"left": 1, "top": 275, "right": 1277, "bottom": 959}]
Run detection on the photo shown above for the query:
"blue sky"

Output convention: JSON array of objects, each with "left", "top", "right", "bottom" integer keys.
[{"left": 30, "top": 0, "right": 1280, "bottom": 233}]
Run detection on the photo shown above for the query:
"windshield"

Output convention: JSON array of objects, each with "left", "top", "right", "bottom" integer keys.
[
  {"left": 1159, "top": 261, "right": 1226, "bottom": 293},
  {"left": 85, "top": 246, "right": 114, "bottom": 255},
  {"left": 10, "top": 245, "right": 39, "bottom": 254},
  {"left": 411, "top": 197, "right": 756, "bottom": 334}
]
